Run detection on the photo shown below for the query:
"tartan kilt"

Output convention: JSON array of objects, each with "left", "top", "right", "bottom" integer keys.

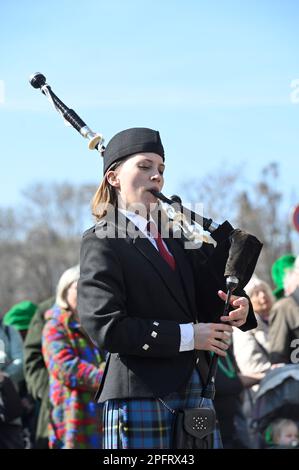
[{"left": 102, "top": 368, "right": 222, "bottom": 449}]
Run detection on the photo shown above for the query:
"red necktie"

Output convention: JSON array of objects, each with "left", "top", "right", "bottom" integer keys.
[{"left": 147, "top": 222, "right": 176, "bottom": 270}]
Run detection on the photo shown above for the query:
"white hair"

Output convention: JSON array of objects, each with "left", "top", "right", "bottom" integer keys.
[
  {"left": 55, "top": 265, "right": 80, "bottom": 309},
  {"left": 244, "top": 274, "right": 275, "bottom": 303}
]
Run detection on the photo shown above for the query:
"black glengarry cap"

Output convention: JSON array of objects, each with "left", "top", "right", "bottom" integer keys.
[{"left": 103, "top": 127, "right": 164, "bottom": 174}]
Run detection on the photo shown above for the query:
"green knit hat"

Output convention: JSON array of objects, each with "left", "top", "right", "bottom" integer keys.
[
  {"left": 271, "top": 254, "right": 296, "bottom": 300},
  {"left": 3, "top": 300, "right": 37, "bottom": 331}
]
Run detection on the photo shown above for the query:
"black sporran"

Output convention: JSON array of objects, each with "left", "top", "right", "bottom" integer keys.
[{"left": 172, "top": 407, "right": 216, "bottom": 449}]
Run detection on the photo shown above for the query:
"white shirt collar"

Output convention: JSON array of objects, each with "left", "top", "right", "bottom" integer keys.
[
  {"left": 118, "top": 209, "right": 172, "bottom": 253},
  {"left": 118, "top": 209, "right": 153, "bottom": 238}
]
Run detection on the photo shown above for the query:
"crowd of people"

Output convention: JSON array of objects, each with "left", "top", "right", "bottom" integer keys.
[
  {"left": 1, "top": 252, "right": 298, "bottom": 450},
  {"left": 1, "top": 127, "right": 299, "bottom": 450},
  {"left": 0, "top": 267, "right": 106, "bottom": 449}
]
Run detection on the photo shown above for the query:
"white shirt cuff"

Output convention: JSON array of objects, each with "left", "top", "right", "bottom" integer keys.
[{"left": 179, "top": 323, "right": 194, "bottom": 351}]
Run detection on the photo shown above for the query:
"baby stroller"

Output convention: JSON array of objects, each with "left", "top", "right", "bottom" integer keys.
[{"left": 251, "top": 364, "right": 299, "bottom": 448}]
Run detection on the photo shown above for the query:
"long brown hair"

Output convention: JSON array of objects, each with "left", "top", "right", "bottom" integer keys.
[{"left": 92, "top": 161, "right": 123, "bottom": 221}]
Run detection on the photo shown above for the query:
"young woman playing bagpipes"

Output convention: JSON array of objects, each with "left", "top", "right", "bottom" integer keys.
[{"left": 77, "top": 127, "right": 258, "bottom": 450}]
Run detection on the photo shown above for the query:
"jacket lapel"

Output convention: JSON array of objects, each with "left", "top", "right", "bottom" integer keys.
[
  {"left": 133, "top": 236, "right": 194, "bottom": 318},
  {"left": 165, "top": 237, "right": 197, "bottom": 321},
  {"left": 104, "top": 212, "right": 195, "bottom": 320}
]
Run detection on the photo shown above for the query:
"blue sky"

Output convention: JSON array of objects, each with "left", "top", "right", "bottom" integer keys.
[{"left": 0, "top": 0, "right": 298, "bottom": 224}]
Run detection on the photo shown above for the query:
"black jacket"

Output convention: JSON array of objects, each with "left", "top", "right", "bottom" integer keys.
[{"left": 78, "top": 215, "right": 256, "bottom": 402}]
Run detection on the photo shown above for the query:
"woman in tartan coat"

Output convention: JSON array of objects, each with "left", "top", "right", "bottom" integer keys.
[
  {"left": 42, "top": 266, "right": 105, "bottom": 449},
  {"left": 78, "top": 127, "right": 257, "bottom": 449}
]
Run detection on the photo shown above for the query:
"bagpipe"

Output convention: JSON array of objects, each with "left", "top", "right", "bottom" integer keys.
[
  {"left": 29, "top": 72, "right": 105, "bottom": 153},
  {"left": 29, "top": 72, "right": 263, "bottom": 401}
]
